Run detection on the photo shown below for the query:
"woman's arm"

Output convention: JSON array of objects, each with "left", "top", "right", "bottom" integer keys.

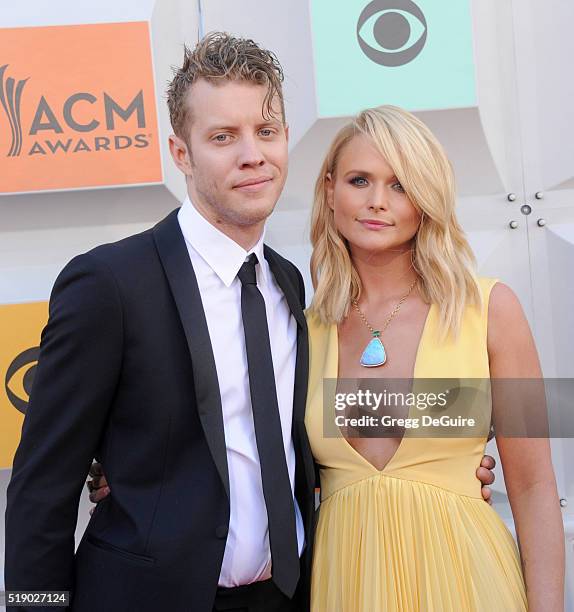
[{"left": 488, "top": 282, "right": 565, "bottom": 611}]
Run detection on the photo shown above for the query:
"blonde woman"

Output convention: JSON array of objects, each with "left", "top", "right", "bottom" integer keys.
[{"left": 305, "top": 106, "right": 564, "bottom": 611}]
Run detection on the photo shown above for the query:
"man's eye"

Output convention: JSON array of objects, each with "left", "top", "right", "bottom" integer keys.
[
  {"left": 214, "top": 134, "right": 229, "bottom": 142},
  {"left": 259, "top": 129, "right": 273, "bottom": 137}
]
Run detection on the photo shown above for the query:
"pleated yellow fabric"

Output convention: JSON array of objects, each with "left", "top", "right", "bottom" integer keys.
[{"left": 305, "top": 278, "right": 527, "bottom": 611}]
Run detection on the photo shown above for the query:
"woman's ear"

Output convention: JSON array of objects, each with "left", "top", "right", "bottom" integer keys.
[{"left": 325, "top": 172, "right": 334, "bottom": 211}]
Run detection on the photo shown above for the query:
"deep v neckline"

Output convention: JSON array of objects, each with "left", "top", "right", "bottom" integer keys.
[{"left": 332, "top": 303, "right": 434, "bottom": 474}]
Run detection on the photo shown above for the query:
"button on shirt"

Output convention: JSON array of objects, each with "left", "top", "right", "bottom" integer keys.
[{"left": 177, "top": 197, "right": 305, "bottom": 587}]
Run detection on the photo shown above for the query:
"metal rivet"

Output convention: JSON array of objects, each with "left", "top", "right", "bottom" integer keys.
[
  {"left": 560, "top": 498, "right": 568, "bottom": 508},
  {"left": 535, "top": 191, "right": 544, "bottom": 200},
  {"left": 507, "top": 193, "right": 517, "bottom": 202},
  {"left": 509, "top": 220, "right": 519, "bottom": 229},
  {"left": 520, "top": 204, "right": 532, "bottom": 215},
  {"left": 537, "top": 218, "right": 546, "bottom": 227}
]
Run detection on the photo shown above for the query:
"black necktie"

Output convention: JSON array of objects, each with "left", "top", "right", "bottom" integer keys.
[{"left": 237, "top": 253, "right": 300, "bottom": 598}]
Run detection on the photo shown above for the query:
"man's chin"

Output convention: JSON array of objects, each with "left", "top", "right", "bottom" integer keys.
[
  {"left": 238, "top": 207, "right": 275, "bottom": 228},
  {"left": 217, "top": 208, "right": 270, "bottom": 231},
  {"left": 230, "top": 196, "right": 277, "bottom": 225}
]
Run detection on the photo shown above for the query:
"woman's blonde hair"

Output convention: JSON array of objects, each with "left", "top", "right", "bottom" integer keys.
[{"left": 309, "top": 105, "right": 481, "bottom": 339}]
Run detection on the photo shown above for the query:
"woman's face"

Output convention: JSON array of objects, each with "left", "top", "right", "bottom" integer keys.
[{"left": 327, "top": 134, "right": 422, "bottom": 260}]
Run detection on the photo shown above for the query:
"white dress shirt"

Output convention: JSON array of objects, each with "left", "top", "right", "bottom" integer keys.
[{"left": 177, "top": 197, "right": 305, "bottom": 587}]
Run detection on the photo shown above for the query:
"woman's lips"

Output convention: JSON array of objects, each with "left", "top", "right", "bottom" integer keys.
[{"left": 358, "top": 219, "right": 394, "bottom": 230}]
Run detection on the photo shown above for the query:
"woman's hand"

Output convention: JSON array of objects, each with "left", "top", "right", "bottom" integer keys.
[{"left": 86, "top": 462, "right": 110, "bottom": 515}]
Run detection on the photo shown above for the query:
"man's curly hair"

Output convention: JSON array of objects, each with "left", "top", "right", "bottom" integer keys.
[{"left": 166, "top": 32, "right": 286, "bottom": 139}]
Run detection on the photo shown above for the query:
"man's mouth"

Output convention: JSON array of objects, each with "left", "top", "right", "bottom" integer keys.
[{"left": 233, "top": 177, "right": 273, "bottom": 191}]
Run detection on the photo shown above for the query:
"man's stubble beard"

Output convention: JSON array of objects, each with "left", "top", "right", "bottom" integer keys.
[{"left": 194, "top": 174, "right": 279, "bottom": 229}]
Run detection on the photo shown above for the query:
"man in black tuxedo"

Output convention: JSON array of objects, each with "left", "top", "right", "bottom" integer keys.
[
  {"left": 4, "top": 31, "right": 497, "bottom": 612},
  {"left": 5, "top": 33, "right": 315, "bottom": 612}
]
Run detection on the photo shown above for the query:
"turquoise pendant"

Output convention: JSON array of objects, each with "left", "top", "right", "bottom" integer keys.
[{"left": 360, "top": 331, "right": 387, "bottom": 367}]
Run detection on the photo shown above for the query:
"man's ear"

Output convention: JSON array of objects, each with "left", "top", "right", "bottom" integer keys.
[
  {"left": 325, "top": 172, "right": 334, "bottom": 211},
  {"left": 168, "top": 134, "right": 193, "bottom": 176},
  {"left": 284, "top": 123, "right": 289, "bottom": 143}
]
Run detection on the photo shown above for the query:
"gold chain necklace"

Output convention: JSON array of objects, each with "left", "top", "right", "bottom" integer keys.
[{"left": 351, "top": 279, "right": 418, "bottom": 367}]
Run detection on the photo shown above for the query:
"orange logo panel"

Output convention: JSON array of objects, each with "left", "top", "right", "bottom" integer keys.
[{"left": 0, "top": 22, "right": 162, "bottom": 193}]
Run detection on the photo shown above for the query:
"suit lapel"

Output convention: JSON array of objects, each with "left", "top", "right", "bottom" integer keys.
[
  {"left": 264, "top": 246, "right": 306, "bottom": 330},
  {"left": 153, "top": 210, "right": 230, "bottom": 499},
  {"left": 264, "top": 247, "right": 310, "bottom": 425}
]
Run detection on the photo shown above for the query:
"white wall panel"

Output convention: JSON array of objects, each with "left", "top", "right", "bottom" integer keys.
[{"left": 0, "top": 1, "right": 156, "bottom": 27}]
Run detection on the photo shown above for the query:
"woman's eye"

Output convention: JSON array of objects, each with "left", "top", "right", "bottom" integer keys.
[
  {"left": 350, "top": 176, "right": 368, "bottom": 186},
  {"left": 393, "top": 182, "right": 405, "bottom": 193}
]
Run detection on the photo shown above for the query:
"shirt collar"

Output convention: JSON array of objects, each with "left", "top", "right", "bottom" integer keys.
[{"left": 178, "top": 196, "right": 267, "bottom": 287}]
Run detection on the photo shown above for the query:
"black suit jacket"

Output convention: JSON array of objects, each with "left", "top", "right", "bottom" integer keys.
[{"left": 5, "top": 210, "right": 316, "bottom": 612}]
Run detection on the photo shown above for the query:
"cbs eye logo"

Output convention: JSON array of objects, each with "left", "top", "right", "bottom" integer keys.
[
  {"left": 357, "top": 0, "right": 428, "bottom": 67},
  {"left": 5, "top": 347, "right": 39, "bottom": 415}
]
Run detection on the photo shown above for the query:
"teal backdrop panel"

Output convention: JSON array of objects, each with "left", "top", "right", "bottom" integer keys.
[{"left": 311, "top": 0, "right": 477, "bottom": 117}]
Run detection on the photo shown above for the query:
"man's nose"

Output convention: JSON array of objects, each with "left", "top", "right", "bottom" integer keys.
[{"left": 238, "top": 136, "right": 265, "bottom": 168}]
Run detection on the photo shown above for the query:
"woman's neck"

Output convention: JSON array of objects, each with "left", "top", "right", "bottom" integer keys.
[{"left": 351, "top": 245, "right": 419, "bottom": 305}]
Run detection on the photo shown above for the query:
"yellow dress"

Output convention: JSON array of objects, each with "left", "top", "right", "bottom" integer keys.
[{"left": 305, "top": 278, "right": 527, "bottom": 611}]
